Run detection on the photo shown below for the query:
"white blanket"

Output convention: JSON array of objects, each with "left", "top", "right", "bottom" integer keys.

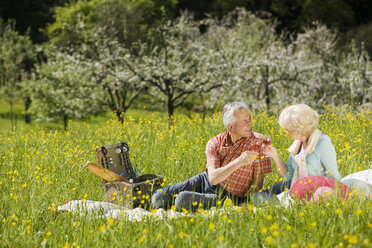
[
  {"left": 341, "top": 169, "right": 372, "bottom": 198},
  {"left": 57, "top": 200, "right": 242, "bottom": 221},
  {"left": 57, "top": 200, "right": 189, "bottom": 221},
  {"left": 58, "top": 170, "right": 372, "bottom": 220}
]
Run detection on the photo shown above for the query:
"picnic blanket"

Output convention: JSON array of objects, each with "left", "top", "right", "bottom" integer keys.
[
  {"left": 57, "top": 170, "right": 371, "bottom": 220},
  {"left": 57, "top": 200, "right": 240, "bottom": 221},
  {"left": 57, "top": 200, "right": 191, "bottom": 221},
  {"left": 340, "top": 169, "right": 372, "bottom": 198}
]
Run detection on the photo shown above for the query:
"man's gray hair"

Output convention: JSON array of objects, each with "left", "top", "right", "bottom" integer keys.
[{"left": 222, "top": 102, "right": 248, "bottom": 129}]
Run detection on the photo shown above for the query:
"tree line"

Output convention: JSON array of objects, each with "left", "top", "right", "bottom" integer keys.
[
  {"left": 1, "top": 0, "right": 372, "bottom": 45},
  {"left": 0, "top": 1, "right": 371, "bottom": 130}
]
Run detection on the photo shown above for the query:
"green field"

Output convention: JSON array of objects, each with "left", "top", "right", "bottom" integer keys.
[{"left": 0, "top": 105, "right": 371, "bottom": 247}]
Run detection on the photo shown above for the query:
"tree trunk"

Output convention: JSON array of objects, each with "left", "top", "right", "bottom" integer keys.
[
  {"left": 9, "top": 100, "right": 14, "bottom": 131},
  {"left": 263, "top": 66, "right": 271, "bottom": 111},
  {"left": 63, "top": 115, "right": 68, "bottom": 131},
  {"left": 116, "top": 110, "right": 124, "bottom": 124},
  {"left": 265, "top": 81, "right": 271, "bottom": 111},
  {"left": 24, "top": 96, "right": 32, "bottom": 124},
  {"left": 167, "top": 99, "right": 174, "bottom": 127}
]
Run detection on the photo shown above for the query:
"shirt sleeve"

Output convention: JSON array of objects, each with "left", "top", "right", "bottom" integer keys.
[
  {"left": 284, "top": 156, "right": 295, "bottom": 181},
  {"left": 317, "top": 137, "right": 341, "bottom": 180},
  {"left": 205, "top": 138, "right": 221, "bottom": 171}
]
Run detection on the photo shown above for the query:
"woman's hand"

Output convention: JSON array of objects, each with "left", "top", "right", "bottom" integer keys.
[
  {"left": 262, "top": 145, "right": 287, "bottom": 178},
  {"left": 263, "top": 145, "right": 279, "bottom": 158}
]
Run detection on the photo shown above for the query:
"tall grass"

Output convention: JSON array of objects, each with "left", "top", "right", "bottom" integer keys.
[{"left": 0, "top": 106, "right": 371, "bottom": 247}]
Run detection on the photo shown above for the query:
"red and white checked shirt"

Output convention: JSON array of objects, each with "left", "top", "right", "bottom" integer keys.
[{"left": 205, "top": 131, "right": 272, "bottom": 197}]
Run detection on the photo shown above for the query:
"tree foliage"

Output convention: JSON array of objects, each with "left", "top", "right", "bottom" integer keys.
[
  {"left": 46, "top": 0, "right": 177, "bottom": 48},
  {"left": 0, "top": 19, "right": 35, "bottom": 128}
]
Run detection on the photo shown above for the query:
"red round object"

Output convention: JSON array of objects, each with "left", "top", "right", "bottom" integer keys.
[{"left": 289, "top": 176, "right": 350, "bottom": 202}]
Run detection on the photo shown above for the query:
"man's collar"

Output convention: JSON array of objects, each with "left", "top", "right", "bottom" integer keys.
[
  {"left": 225, "top": 131, "right": 253, "bottom": 146},
  {"left": 225, "top": 132, "right": 234, "bottom": 146}
]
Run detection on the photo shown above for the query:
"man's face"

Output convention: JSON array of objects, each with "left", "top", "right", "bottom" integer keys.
[{"left": 229, "top": 109, "right": 252, "bottom": 138}]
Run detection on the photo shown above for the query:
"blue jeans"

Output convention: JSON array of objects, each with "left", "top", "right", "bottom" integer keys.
[
  {"left": 269, "top": 180, "right": 291, "bottom": 195},
  {"left": 151, "top": 172, "right": 247, "bottom": 211},
  {"left": 262, "top": 180, "right": 291, "bottom": 194},
  {"left": 249, "top": 180, "right": 291, "bottom": 206}
]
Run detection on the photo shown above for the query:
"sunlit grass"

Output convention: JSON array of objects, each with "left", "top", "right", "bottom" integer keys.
[{"left": 0, "top": 105, "right": 371, "bottom": 247}]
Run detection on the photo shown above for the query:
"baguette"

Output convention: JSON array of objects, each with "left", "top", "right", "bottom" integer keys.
[{"left": 85, "top": 161, "right": 130, "bottom": 183}]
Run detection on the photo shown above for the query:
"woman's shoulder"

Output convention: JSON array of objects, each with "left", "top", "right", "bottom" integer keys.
[
  {"left": 315, "top": 134, "right": 334, "bottom": 150},
  {"left": 319, "top": 134, "right": 331, "bottom": 142}
]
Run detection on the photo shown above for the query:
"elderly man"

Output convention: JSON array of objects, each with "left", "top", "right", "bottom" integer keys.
[{"left": 151, "top": 102, "right": 272, "bottom": 211}]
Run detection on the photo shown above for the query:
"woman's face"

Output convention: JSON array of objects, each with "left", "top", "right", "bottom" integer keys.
[{"left": 286, "top": 129, "right": 306, "bottom": 141}]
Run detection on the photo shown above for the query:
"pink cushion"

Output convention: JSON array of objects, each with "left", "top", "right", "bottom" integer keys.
[
  {"left": 312, "top": 186, "right": 334, "bottom": 202},
  {"left": 290, "top": 176, "right": 350, "bottom": 201}
]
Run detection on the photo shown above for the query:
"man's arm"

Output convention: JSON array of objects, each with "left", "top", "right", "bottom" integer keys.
[{"left": 208, "top": 151, "right": 257, "bottom": 185}]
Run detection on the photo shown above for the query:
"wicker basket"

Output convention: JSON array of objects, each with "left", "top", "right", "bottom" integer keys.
[{"left": 96, "top": 142, "right": 163, "bottom": 209}]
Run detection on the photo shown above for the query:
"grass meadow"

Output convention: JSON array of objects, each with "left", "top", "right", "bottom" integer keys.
[{"left": 0, "top": 104, "right": 371, "bottom": 247}]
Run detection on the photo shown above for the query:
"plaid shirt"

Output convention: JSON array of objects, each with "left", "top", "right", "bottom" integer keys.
[{"left": 205, "top": 131, "right": 272, "bottom": 197}]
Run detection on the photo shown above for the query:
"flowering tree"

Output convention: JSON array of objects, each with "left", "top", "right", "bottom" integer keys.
[
  {"left": 292, "top": 23, "right": 341, "bottom": 106},
  {"left": 203, "top": 9, "right": 314, "bottom": 110},
  {"left": 79, "top": 25, "right": 146, "bottom": 123},
  {"left": 202, "top": 11, "right": 371, "bottom": 111},
  {"left": 123, "top": 14, "right": 224, "bottom": 119},
  {"left": 30, "top": 49, "right": 103, "bottom": 130},
  {"left": 338, "top": 42, "right": 372, "bottom": 106},
  {"left": 292, "top": 24, "right": 371, "bottom": 108}
]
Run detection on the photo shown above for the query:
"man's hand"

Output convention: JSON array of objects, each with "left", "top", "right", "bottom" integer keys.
[
  {"left": 208, "top": 151, "right": 258, "bottom": 185},
  {"left": 234, "top": 151, "right": 258, "bottom": 166}
]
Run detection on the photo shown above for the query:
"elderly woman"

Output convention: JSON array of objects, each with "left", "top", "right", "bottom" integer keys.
[{"left": 264, "top": 104, "right": 347, "bottom": 201}]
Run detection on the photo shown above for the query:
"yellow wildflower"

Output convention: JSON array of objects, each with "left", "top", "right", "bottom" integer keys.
[
  {"left": 138, "top": 236, "right": 145, "bottom": 244},
  {"left": 266, "top": 236, "right": 273, "bottom": 245},
  {"left": 348, "top": 235, "right": 358, "bottom": 244}
]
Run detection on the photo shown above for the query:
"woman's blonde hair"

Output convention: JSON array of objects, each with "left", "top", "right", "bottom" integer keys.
[{"left": 279, "top": 104, "right": 319, "bottom": 137}]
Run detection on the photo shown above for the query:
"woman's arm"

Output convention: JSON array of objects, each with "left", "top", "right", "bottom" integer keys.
[
  {"left": 264, "top": 146, "right": 287, "bottom": 178},
  {"left": 318, "top": 137, "right": 341, "bottom": 180}
]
